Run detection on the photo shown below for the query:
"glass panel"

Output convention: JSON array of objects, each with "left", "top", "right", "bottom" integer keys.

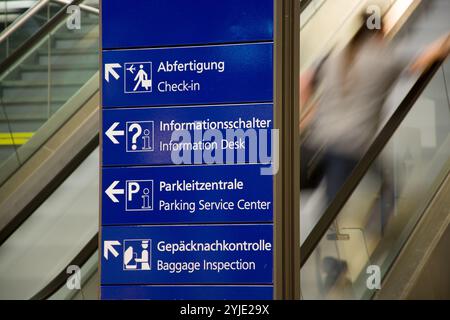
[
  {"left": 301, "top": 59, "right": 450, "bottom": 299},
  {"left": 300, "top": 0, "right": 326, "bottom": 30},
  {"left": 48, "top": 9, "right": 99, "bottom": 117},
  {"left": 0, "top": 0, "right": 99, "bottom": 186}
]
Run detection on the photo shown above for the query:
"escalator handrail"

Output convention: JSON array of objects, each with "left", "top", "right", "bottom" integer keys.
[
  {"left": 0, "top": 0, "right": 95, "bottom": 77},
  {"left": 0, "top": 0, "right": 98, "bottom": 188},
  {"left": 300, "top": 0, "right": 315, "bottom": 13},
  {"left": 0, "top": 0, "right": 98, "bottom": 47},
  {"left": 31, "top": 233, "right": 98, "bottom": 300},
  {"left": 0, "top": 0, "right": 100, "bottom": 300},
  {"left": 300, "top": 59, "right": 445, "bottom": 267}
]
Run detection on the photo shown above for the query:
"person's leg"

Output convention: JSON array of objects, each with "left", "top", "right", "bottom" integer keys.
[
  {"left": 324, "top": 151, "right": 359, "bottom": 206},
  {"left": 320, "top": 151, "right": 358, "bottom": 293},
  {"left": 300, "top": 143, "right": 325, "bottom": 190}
]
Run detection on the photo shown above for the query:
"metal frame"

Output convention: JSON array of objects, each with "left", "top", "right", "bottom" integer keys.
[
  {"left": 274, "top": 0, "right": 300, "bottom": 300},
  {"left": 3, "top": 0, "right": 438, "bottom": 301}
]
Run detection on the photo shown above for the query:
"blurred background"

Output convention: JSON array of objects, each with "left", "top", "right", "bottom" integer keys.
[{"left": 300, "top": 0, "right": 450, "bottom": 300}]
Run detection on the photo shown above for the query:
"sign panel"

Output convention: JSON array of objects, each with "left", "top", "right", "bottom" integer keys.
[
  {"left": 101, "top": 0, "right": 276, "bottom": 300},
  {"left": 102, "top": 43, "right": 273, "bottom": 108},
  {"left": 101, "top": 224, "right": 273, "bottom": 285},
  {"left": 102, "top": 104, "right": 273, "bottom": 167},
  {"left": 102, "top": 0, "right": 274, "bottom": 49},
  {"left": 101, "top": 285, "right": 273, "bottom": 300},
  {"left": 102, "top": 164, "right": 273, "bottom": 225}
]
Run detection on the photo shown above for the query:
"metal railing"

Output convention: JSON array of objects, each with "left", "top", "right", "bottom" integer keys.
[
  {"left": 0, "top": 0, "right": 50, "bottom": 45},
  {"left": 0, "top": 0, "right": 99, "bottom": 300},
  {"left": 0, "top": 0, "right": 98, "bottom": 58}
]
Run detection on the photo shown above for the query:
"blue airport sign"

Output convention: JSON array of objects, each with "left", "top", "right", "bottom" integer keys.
[
  {"left": 101, "top": 285, "right": 273, "bottom": 300},
  {"left": 101, "top": 0, "right": 274, "bottom": 49},
  {"left": 102, "top": 43, "right": 273, "bottom": 108},
  {"left": 102, "top": 104, "right": 274, "bottom": 167},
  {"left": 100, "top": 0, "right": 276, "bottom": 299},
  {"left": 102, "top": 164, "right": 273, "bottom": 225},
  {"left": 101, "top": 224, "right": 273, "bottom": 285}
]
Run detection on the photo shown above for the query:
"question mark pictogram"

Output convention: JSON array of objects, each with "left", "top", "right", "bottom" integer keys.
[{"left": 129, "top": 123, "right": 142, "bottom": 151}]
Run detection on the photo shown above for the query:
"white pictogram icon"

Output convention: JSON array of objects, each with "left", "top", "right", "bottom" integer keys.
[
  {"left": 123, "top": 239, "right": 152, "bottom": 271},
  {"left": 125, "top": 62, "right": 152, "bottom": 93}
]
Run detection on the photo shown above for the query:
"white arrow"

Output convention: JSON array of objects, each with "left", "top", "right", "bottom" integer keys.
[
  {"left": 105, "top": 122, "right": 124, "bottom": 144},
  {"left": 105, "top": 63, "right": 121, "bottom": 82},
  {"left": 104, "top": 240, "right": 121, "bottom": 260},
  {"left": 105, "top": 180, "right": 124, "bottom": 203}
]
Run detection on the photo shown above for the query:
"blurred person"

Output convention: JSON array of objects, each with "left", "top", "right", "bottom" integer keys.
[
  {"left": 300, "top": 11, "right": 450, "bottom": 210},
  {"left": 300, "top": 9, "right": 450, "bottom": 294}
]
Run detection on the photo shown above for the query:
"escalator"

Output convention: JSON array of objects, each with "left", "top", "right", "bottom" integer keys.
[
  {"left": 301, "top": 55, "right": 450, "bottom": 299},
  {"left": 301, "top": 55, "right": 450, "bottom": 300},
  {"left": 300, "top": 1, "right": 450, "bottom": 300},
  {"left": 0, "top": 0, "right": 447, "bottom": 300},
  {"left": 0, "top": 1, "right": 39, "bottom": 33}
]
